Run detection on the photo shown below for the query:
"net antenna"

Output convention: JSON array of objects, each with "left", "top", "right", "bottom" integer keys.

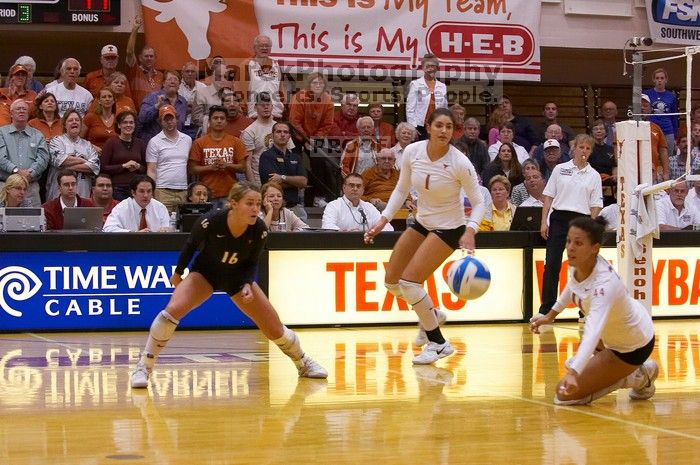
[{"left": 614, "top": 40, "right": 700, "bottom": 314}]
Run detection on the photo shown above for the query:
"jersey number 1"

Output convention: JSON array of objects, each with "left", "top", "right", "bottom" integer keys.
[
  {"left": 221, "top": 251, "right": 239, "bottom": 264},
  {"left": 424, "top": 174, "right": 431, "bottom": 190}
]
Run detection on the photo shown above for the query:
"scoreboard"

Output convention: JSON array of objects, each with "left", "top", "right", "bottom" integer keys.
[{"left": 0, "top": 1, "right": 120, "bottom": 25}]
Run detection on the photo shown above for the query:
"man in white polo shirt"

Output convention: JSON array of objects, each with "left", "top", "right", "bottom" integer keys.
[
  {"left": 146, "top": 105, "right": 192, "bottom": 212},
  {"left": 657, "top": 181, "right": 699, "bottom": 230}
]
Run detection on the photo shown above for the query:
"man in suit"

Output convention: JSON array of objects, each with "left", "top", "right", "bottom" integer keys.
[{"left": 42, "top": 169, "right": 95, "bottom": 230}]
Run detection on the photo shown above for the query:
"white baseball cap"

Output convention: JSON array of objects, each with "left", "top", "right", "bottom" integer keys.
[
  {"left": 101, "top": 44, "right": 119, "bottom": 57},
  {"left": 543, "top": 139, "right": 560, "bottom": 150}
]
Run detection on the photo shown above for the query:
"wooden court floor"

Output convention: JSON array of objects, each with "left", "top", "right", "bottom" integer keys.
[{"left": 1, "top": 320, "right": 699, "bottom": 465}]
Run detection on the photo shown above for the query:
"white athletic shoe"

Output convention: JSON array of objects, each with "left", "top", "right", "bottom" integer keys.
[
  {"left": 412, "top": 341, "right": 454, "bottom": 365},
  {"left": 629, "top": 359, "right": 659, "bottom": 400},
  {"left": 130, "top": 364, "right": 151, "bottom": 389},
  {"left": 415, "top": 309, "right": 448, "bottom": 347},
  {"left": 297, "top": 355, "right": 328, "bottom": 379}
]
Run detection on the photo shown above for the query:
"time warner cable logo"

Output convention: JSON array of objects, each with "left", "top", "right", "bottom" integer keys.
[
  {"left": 0, "top": 266, "right": 42, "bottom": 317},
  {"left": 652, "top": 0, "right": 700, "bottom": 26}
]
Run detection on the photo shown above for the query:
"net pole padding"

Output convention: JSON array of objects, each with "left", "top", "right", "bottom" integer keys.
[{"left": 615, "top": 120, "right": 654, "bottom": 313}]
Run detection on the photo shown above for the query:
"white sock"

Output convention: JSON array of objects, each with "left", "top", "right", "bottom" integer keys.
[
  {"left": 141, "top": 310, "right": 179, "bottom": 369},
  {"left": 273, "top": 326, "right": 304, "bottom": 362}
]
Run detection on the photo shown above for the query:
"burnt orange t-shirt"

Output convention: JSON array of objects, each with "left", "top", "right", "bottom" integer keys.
[{"left": 189, "top": 133, "right": 247, "bottom": 198}]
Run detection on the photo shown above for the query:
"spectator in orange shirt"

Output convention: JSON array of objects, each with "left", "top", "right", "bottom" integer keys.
[
  {"left": 450, "top": 103, "right": 466, "bottom": 141},
  {"left": 125, "top": 17, "right": 163, "bottom": 109},
  {"left": 0, "top": 64, "right": 37, "bottom": 126},
  {"left": 29, "top": 92, "right": 62, "bottom": 143},
  {"left": 89, "top": 72, "right": 136, "bottom": 116},
  {"left": 361, "top": 148, "right": 400, "bottom": 211},
  {"left": 289, "top": 72, "right": 335, "bottom": 149},
  {"left": 81, "top": 87, "right": 117, "bottom": 153},
  {"left": 222, "top": 92, "right": 254, "bottom": 139},
  {"left": 85, "top": 44, "right": 132, "bottom": 98},
  {"left": 188, "top": 105, "right": 248, "bottom": 208},
  {"left": 367, "top": 103, "right": 396, "bottom": 148}
]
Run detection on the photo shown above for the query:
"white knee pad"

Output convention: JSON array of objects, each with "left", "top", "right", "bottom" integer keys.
[
  {"left": 398, "top": 279, "right": 427, "bottom": 306},
  {"left": 385, "top": 282, "right": 403, "bottom": 299}
]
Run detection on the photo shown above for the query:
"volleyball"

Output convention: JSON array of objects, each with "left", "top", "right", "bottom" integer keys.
[{"left": 446, "top": 256, "right": 491, "bottom": 300}]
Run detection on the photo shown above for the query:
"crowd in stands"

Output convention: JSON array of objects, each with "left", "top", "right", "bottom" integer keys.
[{"left": 2, "top": 19, "right": 700, "bottom": 234}]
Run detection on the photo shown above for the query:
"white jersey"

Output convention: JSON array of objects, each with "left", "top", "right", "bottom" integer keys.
[
  {"left": 552, "top": 256, "right": 654, "bottom": 374},
  {"left": 383, "top": 140, "right": 484, "bottom": 231}
]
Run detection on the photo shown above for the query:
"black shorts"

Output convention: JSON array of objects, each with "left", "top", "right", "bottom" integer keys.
[
  {"left": 410, "top": 220, "right": 466, "bottom": 250},
  {"left": 612, "top": 336, "right": 655, "bottom": 366},
  {"left": 190, "top": 266, "right": 247, "bottom": 296}
]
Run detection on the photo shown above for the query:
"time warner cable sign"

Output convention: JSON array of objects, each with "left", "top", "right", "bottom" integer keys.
[
  {"left": 0, "top": 252, "right": 254, "bottom": 331},
  {"left": 646, "top": 0, "right": 700, "bottom": 44}
]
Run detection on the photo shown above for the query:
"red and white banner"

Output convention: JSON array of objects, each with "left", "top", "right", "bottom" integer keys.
[{"left": 141, "top": 0, "right": 542, "bottom": 81}]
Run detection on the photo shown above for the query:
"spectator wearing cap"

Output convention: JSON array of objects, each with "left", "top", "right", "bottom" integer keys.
[
  {"left": 0, "top": 64, "right": 37, "bottom": 126},
  {"left": 531, "top": 123, "right": 570, "bottom": 164},
  {"left": 138, "top": 70, "right": 187, "bottom": 144},
  {"left": 125, "top": 16, "right": 164, "bottom": 110},
  {"left": 540, "top": 138, "right": 568, "bottom": 182},
  {"left": 145, "top": 104, "right": 192, "bottom": 212},
  {"left": 0, "top": 98, "right": 50, "bottom": 207},
  {"left": 44, "top": 58, "right": 93, "bottom": 117},
  {"left": 13, "top": 56, "right": 43, "bottom": 93},
  {"left": 641, "top": 94, "right": 670, "bottom": 183},
  {"left": 589, "top": 118, "right": 617, "bottom": 206},
  {"left": 246, "top": 34, "right": 285, "bottom": 119},
  {"left": 85, "top": 45, "right": 132, "bottom": 98},
  {"left": 178, "top": 61, "right": 206, "bottom": 141}
]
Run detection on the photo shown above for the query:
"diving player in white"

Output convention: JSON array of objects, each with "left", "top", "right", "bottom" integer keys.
[
  {"left": 364, "top": 108, "right": 485, "bottom": 364},
  {"left": 530, "top": 216, "right": 658, "bottom": 404}
]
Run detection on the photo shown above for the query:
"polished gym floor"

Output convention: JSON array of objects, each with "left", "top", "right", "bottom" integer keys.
[{"left": 1, "top": 320, "right": 698, "bottom": 464}]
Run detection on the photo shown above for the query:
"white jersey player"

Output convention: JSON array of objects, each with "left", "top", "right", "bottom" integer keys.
[
  {"left": 365, "top": 108, "right": 484, "bottom": 365},
  {"left": 530, "top": 216, "right": 657, "bottom": 405}
]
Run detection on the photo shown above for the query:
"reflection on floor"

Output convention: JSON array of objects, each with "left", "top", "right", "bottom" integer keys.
[{"left": 1, "top": 320, "right": 699, "bottom": 464}]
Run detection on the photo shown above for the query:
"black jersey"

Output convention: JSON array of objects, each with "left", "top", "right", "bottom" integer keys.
[{"left": 175, "top": 209, "right": 268, "bottom": 292}]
